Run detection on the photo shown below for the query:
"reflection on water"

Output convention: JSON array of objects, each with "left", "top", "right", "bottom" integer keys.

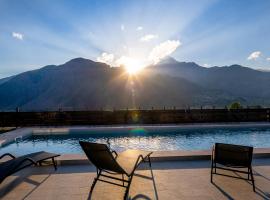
[{"left": 1, "top": 127, "right": 270, "bottom": 155}]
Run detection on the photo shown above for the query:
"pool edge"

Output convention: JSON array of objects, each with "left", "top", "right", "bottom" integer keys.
[{"left": 56, "top": 148, "right": 270, "bottom": 165}]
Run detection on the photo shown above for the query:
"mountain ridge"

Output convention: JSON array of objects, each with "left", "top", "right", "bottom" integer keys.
[{"left": 0, "top": 57, "right": 269, "bottom": 110}]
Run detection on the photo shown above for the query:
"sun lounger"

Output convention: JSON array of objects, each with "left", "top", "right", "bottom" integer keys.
[
  {"left": 0, "top": 151, "right": 60, "bottom": 184},
  {"left": 211, "top": 143, "right": 255, "bottom": 191},
  {"left": 79, "top": 141, "right": 152, "bottom": 199}
]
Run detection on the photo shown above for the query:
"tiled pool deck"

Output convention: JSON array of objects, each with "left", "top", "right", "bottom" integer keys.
[{"left": 1, "top": 159, "right": 270, "bottom": 199}]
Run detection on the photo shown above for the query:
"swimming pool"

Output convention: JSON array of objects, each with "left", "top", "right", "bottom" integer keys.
[{"left": 1, "top": 125, "right": 270, "bottom": 155}]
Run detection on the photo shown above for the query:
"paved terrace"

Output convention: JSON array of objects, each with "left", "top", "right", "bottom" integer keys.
[{"left": 1, "top": 159, "right": 270, "bottom": 200}]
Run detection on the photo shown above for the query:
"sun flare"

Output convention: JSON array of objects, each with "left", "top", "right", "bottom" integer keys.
[
  {"left": 117, "top": 56, "right": 146, "bottom": 75},
  {"left": 125, "top": 63, "right": 143, "bottom": 74}
]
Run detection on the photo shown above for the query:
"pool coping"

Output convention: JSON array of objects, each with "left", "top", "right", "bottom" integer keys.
[
  {"left": 0, "top": 127, "right": 32, "bottom": 147},
  {"left": 56, "top": 148, "right": 270, "bottom": 165},
  {"left": 1, "top": 148, "right": 270, "bottom": 165},
  {"left": 32, "top": 122, "right": 270, "bottom": 134}
]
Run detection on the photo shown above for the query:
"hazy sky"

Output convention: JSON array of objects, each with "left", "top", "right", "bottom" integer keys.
[{"left": 1, "top": 0, "right": 270, "bottom": 78}]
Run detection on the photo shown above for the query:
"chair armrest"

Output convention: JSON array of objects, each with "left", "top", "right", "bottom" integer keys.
[
  {"left": 135, "top": 155, "right": 144, "bottom": 167},
  {"left": 129, "top": 154, "right": 145, "bottom": 176},
  {"left": 12, "top": 157, "right": 37, "bottom": 170},
  {"left": 0, "top": 153, "right": 16, "bottom": 160},
  {"left": 25, "top": 157, "right": 36, "bottom": 164}
]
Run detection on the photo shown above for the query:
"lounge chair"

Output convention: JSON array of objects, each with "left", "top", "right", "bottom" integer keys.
[
  {"left": 0, "top": 151, "right": 60, "bottom": 184},
  {"left": 211, "top": 143, "right": 255, "bottom": 191},
  {"left": 79, "top": 141, "right": 153, "bottom": 200}
]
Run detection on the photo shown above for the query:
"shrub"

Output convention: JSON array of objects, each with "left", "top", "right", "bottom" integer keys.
[{"left": 229, "top": 102, "right": 242, "bottom": 109}]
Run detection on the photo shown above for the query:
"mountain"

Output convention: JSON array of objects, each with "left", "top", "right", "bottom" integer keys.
[
  {"left": 148, "top": 58, "right": 270, "bottom": 105},
  {"left": 0, "top": 57, "right": 268, "bottom": 111},
  {"left": 0, "top": 75, "right": 15, "bottom": 85}
]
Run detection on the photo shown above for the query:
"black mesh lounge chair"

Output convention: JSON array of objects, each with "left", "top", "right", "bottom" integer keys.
[
  {"left": 79, "top": 141, "right": 153, "bottom": 200},
  {"left": 0, "top": 151, "right": 60, "bottom": 184},
  {"left": 211, "top": 143, "right": 255, "bottom": 191}
]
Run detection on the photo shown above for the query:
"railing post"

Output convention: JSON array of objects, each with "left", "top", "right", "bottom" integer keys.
[{"left": 15, "top": 107, "right": 20, "bottom": 128}]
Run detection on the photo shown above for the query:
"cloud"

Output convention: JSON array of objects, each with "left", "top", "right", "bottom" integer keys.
[
  {"left": 148, "top": 40, "right": 181, "bottom": 64},
  {"left": 96, "top": 53, "right": 133, "bottom": 68},
  {"left": 203, "top": 63, "right": 210, "bottom": 67},
  {"left": 96, "top": 52, "right": 115, "bottom": 66},
  {"left": 12, "top": 32, "right": 23, "bottom": 40},
  {"left": 247, "top": 51, "right": 261, "bottom": 60},
  {"left": 140, "top": 34, "right": 158, "bottom": 42},
  {"left": 115, "top": 56, "right": 132, "bottom": 67},
  {"left": 96, "top": 53, "right": 138, "bottom": 68},
  {"left": 121, "top": 24, "right": 125, "bottom": 31},
  {"left": 96, "top": 39, "right": 181, "bottom": 67},
  {"left": 137, "top": 26, "right": 143, "bottom": 31},
  {"left": 267, "top": 57, "right": 270, "bottom": 61}
]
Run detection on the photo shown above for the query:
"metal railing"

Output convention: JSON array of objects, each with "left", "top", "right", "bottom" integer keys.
[{"left": 0, "top": 107, "right": 269, "bottom": 127}]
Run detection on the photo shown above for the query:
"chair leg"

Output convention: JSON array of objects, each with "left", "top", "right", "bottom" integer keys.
[
  {"left": 148, "top": 156, "right": 152, "bottom": 168},
  {"left": 210, "top": 160, "right": 213, "bottom": 183},
  {"left": 90, "top": 170, "right": 101, "bottom": 198},
  {"left": 250, "top": 167, "right": 255, "bottom": 192},
  {"left": 52, "top": 157, "right": 57, "bottom": 170},
  {"left": 124, "top": 175, "right": 133, "bottom": 200},
  {"left": 248, "top": 167, "right": 250, "bottom": 180}
]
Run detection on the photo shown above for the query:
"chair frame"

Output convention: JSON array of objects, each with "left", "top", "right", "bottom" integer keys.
[
  {"left": 0, "top": 153, "right": 37, "bottom": 174},
  {"left": 210, "top": 143, "right": 255, "bottom": 192},
  {"left": 80, "top": 142, "right": 152, "bottom": 200},
  {"left": 0, "top": 152, "right": 58, "bottom": 170},
  {"left": 0, "top": 151, "right": 59, "bottom": 184}
]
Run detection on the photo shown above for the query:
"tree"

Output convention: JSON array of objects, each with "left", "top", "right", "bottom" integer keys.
[{"left": 229, "top": 102, "right": 242, "bottom": 110}]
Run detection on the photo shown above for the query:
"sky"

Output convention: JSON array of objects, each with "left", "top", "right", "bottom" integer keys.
[{"left": 0, "top": 0, "right": 270, "bottom": 78}]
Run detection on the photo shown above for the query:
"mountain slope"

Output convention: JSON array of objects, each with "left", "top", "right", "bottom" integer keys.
[
  {"left": 150, "top": 58, "right": 270, "bottom": 104},
  {"left": 0, "top": 75, "right": 15, "bottom": 85},
  {"left": 0, "top": 58, "right": 239, "bottom": 110},
  {"left": 0, "top": 57, "right": 268, "bottom": 111}
]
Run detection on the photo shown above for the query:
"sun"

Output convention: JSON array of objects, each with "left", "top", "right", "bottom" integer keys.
[
  {"left": 125, "top": 63, "right": 142, "bottom": 74},
  {"left": 117, "top": 56, "right": 145, "bottom": 75}
]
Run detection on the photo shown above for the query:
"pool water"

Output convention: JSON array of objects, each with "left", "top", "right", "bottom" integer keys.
[{"left": 1, "top": 126, "right": 270, "bottom": 155}]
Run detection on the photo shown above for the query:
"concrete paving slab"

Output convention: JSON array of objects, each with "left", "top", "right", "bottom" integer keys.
[{"left": 0, "top": 159, "right": 270, "bottom": 199}]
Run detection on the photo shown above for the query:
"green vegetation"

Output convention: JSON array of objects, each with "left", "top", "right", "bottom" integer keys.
[{"left": 229, "top": 102, "right": 242, "bottom": 110}]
